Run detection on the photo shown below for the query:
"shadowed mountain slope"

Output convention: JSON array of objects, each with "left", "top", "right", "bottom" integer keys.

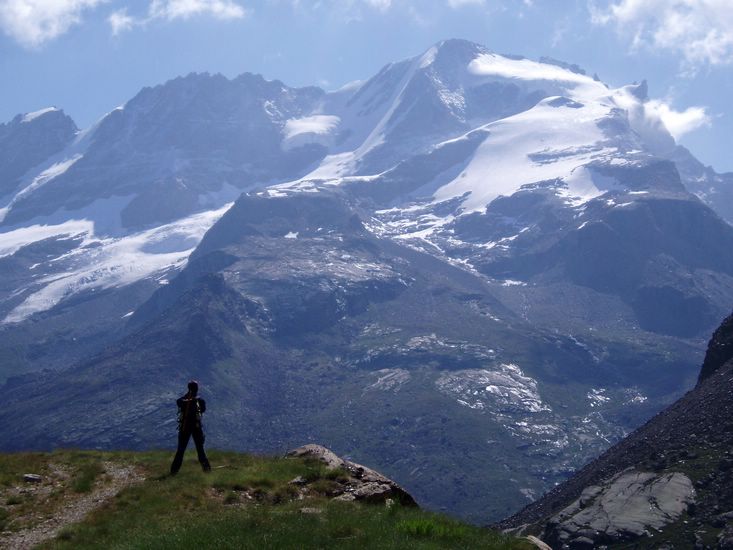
[{"left": 499, "top": 311, "right": 733, "bottom": 548}]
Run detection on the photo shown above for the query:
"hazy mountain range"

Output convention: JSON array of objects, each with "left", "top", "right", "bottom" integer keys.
[{"left": 1, "top": 39, "right": 732, "bottom": 523}]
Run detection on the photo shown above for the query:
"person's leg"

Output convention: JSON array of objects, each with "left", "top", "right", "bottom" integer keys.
[
  {"left": 170, "top": 429, "right": 191, "bottom": 474},
  {"left": 192, "top": 428, "right": 211, "bottom": 472}
]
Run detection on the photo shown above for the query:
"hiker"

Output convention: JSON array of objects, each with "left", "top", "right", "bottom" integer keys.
[{"left": 170, "top": 380, "right": 211, "bottom": 474}]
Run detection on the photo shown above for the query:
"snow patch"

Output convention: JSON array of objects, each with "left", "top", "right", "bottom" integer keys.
[
  {"left": 21, "top": 107, "right": 59, "bottom": 123},
  {"left": 367, "top": 368, "right": 411, "bottom": 392},
  {"left": 436, "top": 363, "right": 550, "bottom": 414},
  {"left": 501, "top": 279, "right": 526, "bottom": 287},
  {"left": 283, "top": 115, "right": 340, "bottom": 140},
  {"left": 3, "top": 204, "right": 232, "bottom": 323},
  {"left": 282, "top": 115, "right": 340, "bottom": 150},
  {"left": 431, "top": 92, "right": 614, "bottom": 214},
  {"left": 588, "top": 388, "right": 611, "bottom": 408},
  {"left": 13, "top": 154, "right": 82, "bottom": 201},
  {"left": 0, "top": 220, "right": 94, "bottom": 258},
  {"left": 419, "top": 46, "right": 438, "bottom": 68},
  {"left": 468, "top": 54, "right": 598, "bottom": 88}
]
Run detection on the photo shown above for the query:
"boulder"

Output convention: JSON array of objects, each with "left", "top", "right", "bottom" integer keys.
[
  {"left": 545, "top": 470, "right": 695, "bottom": 547},
  {"left": 285, "top": 444, "right": 417, "bottom": 506},
  {"left": 287, "top": 444, "right": 345, "bottom": 470}
]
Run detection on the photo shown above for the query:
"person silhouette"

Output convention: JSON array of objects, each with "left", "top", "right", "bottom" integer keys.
[{"left": 170, "top": 380, "right": 211, "bottom": 474}]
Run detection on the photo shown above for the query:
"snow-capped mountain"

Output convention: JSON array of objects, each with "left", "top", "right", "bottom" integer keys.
[
  {"left": 2, "top": 39, "right": 733, "bottom": 523},
  {"left": 2, "top": 40, "right": 729, "bottom": 331},
  {"left": 0, "top": 108, "right": 77, "bottom": 199}
]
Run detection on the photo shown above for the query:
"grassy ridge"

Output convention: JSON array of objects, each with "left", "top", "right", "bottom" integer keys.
[{"left": 0, "top": 450, "right": 530, "bottom": 549}]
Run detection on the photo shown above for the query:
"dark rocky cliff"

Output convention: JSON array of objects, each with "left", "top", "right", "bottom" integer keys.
[{"left": 699, "top": 312, "right": 733, "bottom": 384}]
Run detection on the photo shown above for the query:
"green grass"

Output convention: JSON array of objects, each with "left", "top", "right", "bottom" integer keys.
[
  {"left": 0, "top": 507, "right": 8, "bottom": 531},
  {"left": 0, "top": 449, "right": 533, "bottom": 549},
  {"left": 72, "top": 461, "right": 105, "bottom": 493}
]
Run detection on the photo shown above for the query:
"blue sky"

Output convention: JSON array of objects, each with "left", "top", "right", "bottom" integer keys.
[{"left": 1, "top": 0, "right": 732, "bottom": 171}]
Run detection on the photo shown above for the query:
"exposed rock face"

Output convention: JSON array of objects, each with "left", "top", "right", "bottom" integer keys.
[
  {"left": 2, "top": 74, "right": 326, "bottom": 229},
  {"left": 546, "top": 470, "right": 695, "bottom": 547},
  {"left": 667, "top": 144, "right": 733, "bottom": 225},
  {"left": 0, "top": 108, "right": 77, "bottom": 197},
  {"left": 286, "top": 444, "right": 417, "bottom": 507}
]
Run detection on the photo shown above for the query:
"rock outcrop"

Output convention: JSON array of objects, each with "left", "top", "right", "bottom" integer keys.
[
  {"left": 286, "top": 444, "right": 417, "bottom": 507},
  {"left": 546, "top": 470, "right": 695, "bottom": 548}
]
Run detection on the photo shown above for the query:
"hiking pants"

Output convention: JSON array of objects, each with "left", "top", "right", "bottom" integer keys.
[{"left": 170, "top": 426, "right": 211, "bottom": 474}]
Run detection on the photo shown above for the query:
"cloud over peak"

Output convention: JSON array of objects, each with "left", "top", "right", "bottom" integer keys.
[
  {"left": 593, "top": 0, "right": 733, "bottom": 69},
  {"left": 645, "top": 99, "right": 711, "bottom": 140}
]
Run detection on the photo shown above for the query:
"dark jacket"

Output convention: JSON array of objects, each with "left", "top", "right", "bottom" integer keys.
[{"left": 176, "top": 395, "right": 206, "bottom": 430}]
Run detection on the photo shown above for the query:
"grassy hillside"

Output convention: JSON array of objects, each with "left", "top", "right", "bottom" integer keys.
[{"left": 0, "top": 449, "right": 531, "bottom": 549}]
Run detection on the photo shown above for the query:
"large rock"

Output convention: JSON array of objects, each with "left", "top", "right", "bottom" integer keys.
[
  {"left": 286, "top": 444, "right": 417, "bottom": 507},
  {"left": 546, "top": 470, "right": 695, "bottom": 548}
]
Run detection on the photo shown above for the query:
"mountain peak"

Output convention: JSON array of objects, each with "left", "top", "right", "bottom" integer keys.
[
  {"left": 416, "top": 38, "right": 487, "bottom": 72},
  {"left": 20, "top": 107, "right": 61, "bottom": 124},
  {"left": 433, "top": 37, "right": 486, "bottom": 54},
  {"left": 630, "top": 79, "right": 649, "bottom": 101},
  {"left": 3, "top": 107, "right": 75, "bottom": 129},
  {"left": 699, "top": 312, "right": 733, "bottom": 384}
]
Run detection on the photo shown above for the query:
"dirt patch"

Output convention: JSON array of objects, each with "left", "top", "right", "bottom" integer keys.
[{"left": 0, "top": 462, "right": 144, "bottom": 550}]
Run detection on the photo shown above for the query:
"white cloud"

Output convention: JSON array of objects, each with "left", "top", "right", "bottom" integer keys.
[
  {"left": 447, "top": 0, "right": 485, "bottom": 7},
  {"left": 593, "top": 0, "right": 733, "bottom": 69},
  {"left": 0, "top": 0, "right": 105, "bottom": 47},
  {"left": 0, "top": 0, "right": 247, "bottom": 45},
  {"left": 109, "top": 0, "right": 246, "bottom": 34},
  {"left": 364, "top": 0, "right": 391, "bottom": 11},
  {"left": 447, "top": 0, "right": 534, "bottom": 8},
  {"left": 280, "top": 0, "right": 396, "bottom": 23},
  {"left": 108, "top": 7, "right": 133, "bottom": 34},
  {"left": 149, "top": 0, "right": 246, "bottom": 21},
  {"left": 644, "top": 99, "right": 711, "bottom": 139}
]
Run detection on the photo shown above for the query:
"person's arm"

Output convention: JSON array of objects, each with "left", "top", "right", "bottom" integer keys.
[{"left": 199, "top": 398, "right": 206, "bottom": 414}]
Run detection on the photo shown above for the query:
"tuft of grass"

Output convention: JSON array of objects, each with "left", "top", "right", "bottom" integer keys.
[
  {"left": 72, "top": 462, "right": 104, "bottom": 493},
  {"left": 323, "top": 467, "right": 351, "bottom": 483},
  {"left": 310, "top": 478, "right": 343, "bottom": 496},
  {"left": 396, "top": 517, "right": 471, "bottom": 539}
]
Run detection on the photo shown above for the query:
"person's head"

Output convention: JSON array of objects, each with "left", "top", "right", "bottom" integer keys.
[{"left": 187, "top": 380, "right": 199, "bottom": 396}]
